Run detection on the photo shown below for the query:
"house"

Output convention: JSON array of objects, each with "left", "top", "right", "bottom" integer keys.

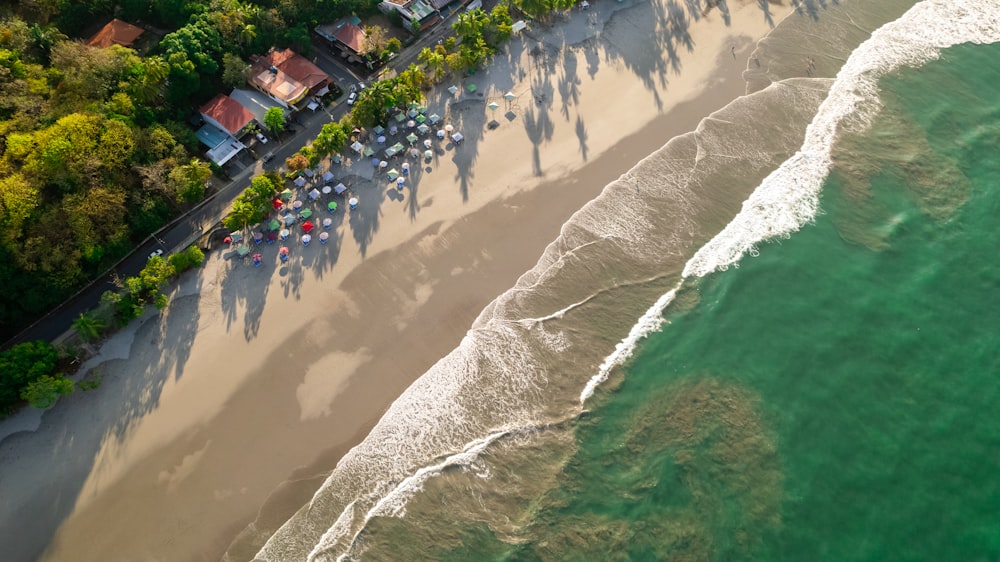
[
  {"left": 229, "top": 88, "right": 286, "bottom": 125},
  {"left": 86, "top": 18, "right": 145, "bottom": 48},
  {"left": 378, "top": 0, "right": 440, "bottom": 33},
  {"left": 195, "top": 94, "right": 255, "bottom": 166},
  {"left": 316, "top": 17, "right": 368, "bottom": 56},
  {"left": 248, "top": 48, "right": 332, "bottom": 108}
]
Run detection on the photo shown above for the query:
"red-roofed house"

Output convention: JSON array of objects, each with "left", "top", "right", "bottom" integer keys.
[
  {"left": 316, "top": 18, "right": 368, "bottom": 55},
  {"left": 249, "top": 49, "right": 332, "bottom": 108},
  {"left": 86, "top": 18, "right": 145, "bottom": 49},
  {"left": 199, "top": 94, "right": 256, "bottom": 136}
]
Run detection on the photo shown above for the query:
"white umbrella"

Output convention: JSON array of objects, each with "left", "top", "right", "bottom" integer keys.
[
  {"left": 407, "top": 120, "right": 416, "bottom": 128},
  {"left": 445, "top": 124, "right": 454, "bottom": 133},
  {"left": 448, "top": 85, "right": 459, "bottom": 95},
  {"left": 292, "top": 200, "right": 303, "bottom": 210},
  {"left": 351, "top": 141, "right": 363, "bottom": 153},
  {"left": 424, "top": 149, "right": 433, "bottom": 160},
  {"left": 302, "top": 234, "right": 312, "bottom": 245},
  {"left": 322, "top": 185, "right": 332, "bottom": 194},
  {"left": 349, "top": 197, "right": 359, "bottom": 209},
  {"left": 488, "top": 101, "right": 499, "bottom": 111},
  {"left": 322, "top": 217, "right": 333, "bottom": 228},
  {"left": 504, "top": 91, "right": 516, "bottom": 102},
  {"left": 424, "top": 139, "right": 433, "bottom": 149},
  {"left": 379, "top": 160, "right": 388, "bottom": 169},
  {"left": 319, "top": 232, "right": 330, "bottom": 243},
  {"left": 436, "top": 129, "right": 445, "bottom": 139},
  {"left": 309, "top": 188, "right": 320, "bottom": 200}
]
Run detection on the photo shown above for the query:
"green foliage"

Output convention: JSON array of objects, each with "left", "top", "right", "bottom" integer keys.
[
  {"left": 221, "top": 52, "right": 249, "bottom": 89},
  {"left": 72, "top": 312, "right": 106, "bottom": 342},
  {"left": 224, "top": 174, "right": 276, "bottom": 230},
  {"left": 78, "top": 370, "right": 102, "bottom": 391},
  {"left": 264, "top": 106, "right": 285, "bottom": 135},
  {"left": 21, "top": 374, "right": 73, "bottom": 409},
  {"left": 0, "top": 340, "right": 59, "bottom": 414},
  {"left": 313, "top": 121, "right": 349, "bottom": 159},
  {"left": 169, "top": 158, "right": 212, "bottom": 203}
]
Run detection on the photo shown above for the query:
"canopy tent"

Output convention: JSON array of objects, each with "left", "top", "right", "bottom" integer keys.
[
  {"left": 407, "top": 108, "right": 418, "bottom": 118},
  {"left": 387, "top": 168, "right": 399, "bottom": 181},
  {"left": 363, "top": 147, "right": 375, "bottom": 157},
  {"left": 452, "top": 132, "right": 464, "bottom": 143},
  {"left": 390, "top": 142, "right": 405, "bottom": 154},
  {"left": 319, "top": 232, "right": 330, "bottom": 244},
  {"left": 300, "top": 208, "right": 313, "bottom": 219},
  {"left": 293, "top": 176, "right": 307, "bottom": 187},
  {"left": 236, "top": 244, "right": 250, "bottom": 257},
  {"left": 322, "top": 170, "right": 335, "bottom": 183},
  {"left": 373, "top": 125, "right": 385, "bottom": 134},
  {"left": 394, "top": 112, "right": 406, "bottom": 123},
  {"left": 406, "top": 133, "right": 419, "bottom": 144},
  {"left": 415, "top": 114, "right": 427, "bottom": 124},
  {"left": 385, "top": 145, "right": 399, "bottom": 158},
  {"left": 417, "top": 123, "right": 430, "bottom": 134},
  {"left": 351, "top": 141, "right": 364, "bottom": 153},
  {"left": 334, "top": 183, "right": 347, "bottom": 195},
  {"left": 283, "top": 214, "right": 296, "bottom": 226},
  {"left": 466, "top": 83, "right": 477, "bottom": 93},
  {"left": 448, "top": 85, "right": 459, "bottom": 95},
  {"left": 301, "top": 220, "right": 314, "bottom": 232},
  {"left": 268, "top": 219, "right": 281, "bottom": 230},
  {"left": 303, "top": 168, "right": 315, "bottom": 178},
  {"left": 281, "top": 188, "right": 293, "bottom": 200},
  {"left": 309, "top": 188, "right": 321, "bottom": 200},
  {"left": 272, "top": 198, "right": 283, "bottom": 210}
]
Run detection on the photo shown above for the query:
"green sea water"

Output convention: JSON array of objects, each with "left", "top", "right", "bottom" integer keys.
[{"left": 423, "top": 42, "right": 1000, "bottom": 561}]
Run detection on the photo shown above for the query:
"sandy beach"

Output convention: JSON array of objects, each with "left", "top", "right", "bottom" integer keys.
[{"left": 0, "top": 1, "right": 795, "bottom": 560}]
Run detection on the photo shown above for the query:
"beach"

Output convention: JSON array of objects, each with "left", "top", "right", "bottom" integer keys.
[{"left": 0, "top": 1, "right": 797, "bottom": 560}]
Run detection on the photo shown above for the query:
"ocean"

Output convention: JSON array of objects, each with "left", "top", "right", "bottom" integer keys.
[{"left": 248, "top": 1, "right": 1000, "bottom": 560}]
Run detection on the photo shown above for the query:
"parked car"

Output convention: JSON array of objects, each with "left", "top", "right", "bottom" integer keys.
[
  {"left": 347, "top": 92, "right": 357, "bottom": 105},
  {"left": 148, "top": 248, "right": 164, "bottom": 260},
  {"left": 256, "top": 132, "right": 268, "bottom": 144},
  {"left": 357, "top": 81, "right": 367, "bottom": 91}
]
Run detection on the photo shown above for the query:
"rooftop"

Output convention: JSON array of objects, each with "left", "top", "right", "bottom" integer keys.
[
  {"left": 248, "top": 57, "right": 309, "bottom": 106},
  {"left": 199, "top": 94, "right": 255, "bottom": 135},
  {"left": 86, "top": 19, "right": 145, "bottom": 48},
  {"left": 261, "top": 49, "right": 332, "bottom": 91}
]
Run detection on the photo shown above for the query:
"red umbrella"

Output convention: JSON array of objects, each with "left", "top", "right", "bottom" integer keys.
[
  {"left": 301, "top": 221, "right": 314, "bottom": 233},
  {"left": 223, "top": 236, "right": 232, "bottom": 244},
  {"left": 267, "top": 232, "right": 278, "bottom": 241},
  {"left": 272, "top": 199, "right": 283, "bottom": 210},
  {"left": 279, "top": 246, "right": 289, "bottom": 255}
]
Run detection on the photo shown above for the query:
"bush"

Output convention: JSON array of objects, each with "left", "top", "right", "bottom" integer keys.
[
  {"left": 0, "top": 341, "right": 60, "bottom": 415},
  {"left": 21, "top": 374, "right": 73, "bottom": 409}
]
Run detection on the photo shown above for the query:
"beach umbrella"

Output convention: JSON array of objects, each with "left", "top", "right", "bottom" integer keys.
[
  {"left": 303, "top": 168, "right": 315, "bottom": 178},
  {"left": 488, "top": 101, "right": 500, "bottom": 112},
  {"left": 267, "top": 232, "right": 277, "bottom": 243},
  {"left": 327, "top": 201, "right": 338, "bottom": 212},
  {"left": 391, "top": 142, "right": 405, "bottom": 154},
  {"left": 466, "top": 83, "right": 477, "bottom": 93},
  {"left": 272, "top": 198, "right": 283, "bottom": 210},
  {"left": 424, "top": 139, "right": 433, "bottom": 149},
  {"left": 323, "top": 217, "right": 333, "bottom": 229},
  {"left": 396, "top": 177, "right": 405, "bottom": 190},
  {"left": 377, "top": 135, "right": 386, "bottom": 144},
  {"left": 349, "top": 197, "right": 359, "bottom": 210},
  {"left": 363, "top": 146, "right": 375, "bottom": 157},
  {"left": 319, "top": 232, "right": 329, "bottom": 244},
  {"left": 406, "top": 120, "right": 416, "bottom": 128},
  {"left": 300, "top": 208, "right": 313, "bottom": 219},
  {"left": 380, "top": 160, "right": 388, "bottom": 169},
  {"left": 401, "top": 162, "right": 410, "bottom": 174},
  {"left": 417, "top": 123, "right": 430, "bottom": 134},
  {"left": 322, "top": 185, "right": 332, "bottom": 194},
  {"left": 448, "top": 85, "right": 459, "bottom": 95},
  {"left": 280, "top": 188, "right": 292, "bottom": 200},
  {"left": 293, "top": 176, "right": 307, "bottom": 188},
  {"left": 409, "top": 147, "right": 420, "bottom": 158},
  {"left": 406, "top": 132, "right": 418, "bottom": 144},
  {"left": 236, "top": 244, "right": 250, "bottom": 257},
  {"left": 309, "top": 188, "right": 321, "bottom": 200},
  {"left": 389, "top": 125, "right": 398, "bottom": 135},
  {"left": 351, "top": 141, "right": 363, "bottom": 153},
  {"left": 302, "top": 220, "right": 314, "bottom": 233},
  {"left": 322, "top": 170, "right": 335, "bottom": 183},
  {"left": 428, "top": 113, "right": 441, "bottom": 124},
  {"left": 504, "top": 91, "right": 516, "bottom": 102},
  {"left": 437, "top": 129, "right": 445, "bottom": 139},
  {"left": 283, "top": 214, "right": 296, "bottom": 226},
  {"left": 445, "top": 124, "right": 454, "bottom": 133},
  {"left": 293, "top": 200, "right": 303, "bottom": 210},
  {"left": 223, "top": 236, "right": 232, "bottom": 245},
  {"left": 252, "top": 252, "right": 262, "bottom": 262},
  {"left": 394, "top": 112, "right": 406, "bottom": 123},
  {"left": 253, "top": 231, "right": 264, "bottom": 242},
  {"left": 387, "top": 168, "right": 399, "bottom": 181},
  {"left": 415, "top": 114, "right": 427, "bottom": 124},
  {"left": 371, "top": 157, "right": 380, "bottom": 167},
  {"left": 302, "top": 234, "right": 312, "bottom": 246},
  {"left": 407, "top": 108, "right": 418, "bottom": 118},
  {"left": 424, "top": 149, "right": 433, "bottom": 160},
  {"left": 373, "top": 125, "right": 385, "bottom": 134},
  {"left": 280, "top": 228, "right": 290, "bottom": 240},
  {"left": 418, "top": 105, "right": 428, "bottom": 114},
  {"left": 452, "top": 132, "right": 464, "bottom": 143},
  {"left": 279, "top": 246, "right": 289, "bottom": 261},
  {"left": 268, "top": 219, "right": 280, "bottom": 231},
  {"left": 333, "top": 154, "right": 342, "bottom": 164}
]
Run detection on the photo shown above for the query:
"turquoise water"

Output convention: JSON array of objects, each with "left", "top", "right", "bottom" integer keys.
[{"left": 417, "top": 42, "right": 1000, "bottom": 561}]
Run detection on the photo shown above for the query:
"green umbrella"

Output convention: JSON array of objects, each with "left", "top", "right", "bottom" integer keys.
[
  {"left": 299, "top": 208, "right": 313, "bottom": 219},
  {"left": 466, "top": 83, "right": 477, "bottom": 93},
  {"left": 236, "top": 244, "right": 250, "bottom": 257},
  {"left": 268, "top": 219, "right": 281, "bottom": 231},
  {"left": 281, "top": 188, "right": 293, "bottom": 200},
  {"left": 327, "top": 201, "right": 338, "bottom": 211},
  {"left": 418, "top": 105, "right": 428, "bottom": 114},
  {"left": 394, "top": 112, "right": 406, "bottom": 122},
  {"left": 415, "top": 114, "right": 427, "bottom": 124},
  {"left": 406, "top": 133, "right": 418, "bottom": 144}
]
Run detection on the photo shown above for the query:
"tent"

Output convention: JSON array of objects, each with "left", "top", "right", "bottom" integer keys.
[
  {"left": 406, "top": 133, "right": 418, "bottom": 144},
  {"left": 391, "top": 142, "right": 405, "bottom": 154},
  {"left": 303, "top": 168, "right": 315, "bottom": 178},
  {"left": 281, "top": 188, "right": 293, "bottom": 200},
  {"left": 385, "top": 145, "right": 398, "bottom": 158},
  {"left": 363, "top": 147, "right": 375, "bottom": 157},
  {"left": 293, "top": 176, "right": 307, "bottom": 187},
  {"left": 466, "top": 83, "right": 477, "bottom": 93},
  {"left": 428, "top": 113, "right": 441, "bottom": 124},
  {"left": 322, "top": 170, "right": 335, "bottom": 183},
  {"left": 387, "top": 168, "right": 399, "bottom": 181},
  {"left": 272, "top": 198, "right": 283, "bottom": 210},
  {"left": 302, "top": 220, "right": 314, "bottom": 232},
  {"left": 417, "top": 123, "right": 430, "bottom": 134},
  {"left": 407, "top": 108, "right": 418, "bottom": 118},
  {"left": 415, "top": 115, "right": 427, "bottom": 124},
  {"left": 300, "top": 208, "right": 313, "bottom": 219},
  {"left": 268, "top": 219, "right": 281, "bottom": 231},
  {"left": 394, "top": 112, "right": 406, "bottom": 123},
  {"left": 452, "top": 132, "right": 464, "bottom": 143},
  {"left": 448, "top": 85, "right": 459, "bottom": 95},
  {"left": 418, "top": 105, "right": 428, "bottom": 114},
  {"left": 309, "top": 188, "right": 321, "bottom": 200},
  {"left": 351, "top": 141, "right": 364, "bottom": 153},
  {"left": 334, "top": 183, "right": 347, "bottom": 195}
]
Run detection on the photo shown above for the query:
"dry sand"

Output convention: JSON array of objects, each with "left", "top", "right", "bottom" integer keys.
[{"left": 0, "top": 1, "right": 794, "bottom": 560}]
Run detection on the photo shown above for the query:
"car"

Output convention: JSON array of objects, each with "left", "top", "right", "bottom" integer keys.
[
  {"left": 256, "top": 132, "right": 268, "bottom": 144},
  {"left": 357, "top": 81, "right": 367, "bottom": 91},
  {"left": 347, "top": 92, "right": 357, "bottom": 105},
  {"left": 148, "top": 248, "right": 164, "bottom": 260},
  {"left": 349, "top": 83, "right": 357, "bottom": 93}
]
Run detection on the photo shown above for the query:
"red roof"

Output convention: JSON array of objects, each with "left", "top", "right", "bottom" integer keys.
[
  {"left": 266, "top": 49, "right": 332, "bottom": 91},
  {"left": 333, "top": 23, "right": 367, "bottom": 54},
  {"left": 199, "top": 94, "right": 255, "bottom": 135},
  {"left": 86, "top": 19, "right": 145, "bottom": 48}
]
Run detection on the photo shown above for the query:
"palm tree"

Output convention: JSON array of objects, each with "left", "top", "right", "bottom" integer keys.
[
  {"left": 72, "top": 312, "right": 105, "bottom": 343},
  {"left": 239, "top": 24, "right": 257, "bottom": 50}
]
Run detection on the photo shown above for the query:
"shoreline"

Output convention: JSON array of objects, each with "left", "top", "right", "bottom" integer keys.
[{"left": 0, "top": 1, "right": 795, "bottom": 561}]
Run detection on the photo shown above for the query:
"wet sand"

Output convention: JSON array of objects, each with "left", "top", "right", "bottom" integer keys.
[{"left": 0, "top": 1, "right": 794, "bottom": 561}]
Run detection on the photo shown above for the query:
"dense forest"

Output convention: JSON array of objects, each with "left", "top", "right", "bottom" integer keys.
[{"left": 0, "top": 0, "right": 384, "bottom": 341}]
